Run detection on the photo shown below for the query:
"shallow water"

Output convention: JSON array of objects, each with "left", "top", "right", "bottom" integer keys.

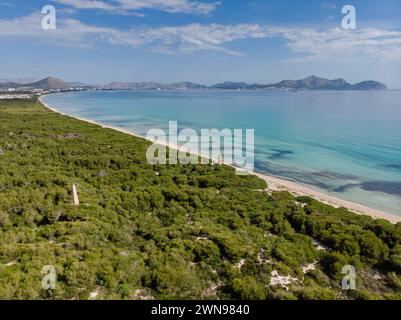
[{"left": 44, "top": 90, "right": 401, "bottom": 216}]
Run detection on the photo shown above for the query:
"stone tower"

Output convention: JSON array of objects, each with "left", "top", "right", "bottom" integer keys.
[{"left": 72, "top": 184, "right": 79, "bottom": 206}]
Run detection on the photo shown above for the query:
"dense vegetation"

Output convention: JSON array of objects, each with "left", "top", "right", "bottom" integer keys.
[{"left": 0, "top": 99, "right": 400, "bottom": 300}]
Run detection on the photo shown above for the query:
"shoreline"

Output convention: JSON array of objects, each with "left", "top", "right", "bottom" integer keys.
[{"left": 38, "top": 95, "right": 401, "bottom": 224}]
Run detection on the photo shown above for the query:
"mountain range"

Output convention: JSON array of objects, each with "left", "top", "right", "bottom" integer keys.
[
  {"left": 0, "top": 77, "right": 70, "bottom": 90},
  {"left": 271, "top": 76, "right": 387, "bottom": 91},
  {"left": 0, "top": 76, "right": 387, "bottom": 91}
]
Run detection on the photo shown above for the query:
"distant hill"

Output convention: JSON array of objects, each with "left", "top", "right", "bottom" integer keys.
[
  {"left": 102, "top": 82, "right": 164, "bottom": 90},
  {"left": 167, "top": 82, "right": 207, "bottom": 90},
  {"left": 210, "top": 82, "right": 273, "bottom": 90},
  {"left": 272, "top": 76, "right": 352, "bottom": 90},
  {"left": 271, "top": 76, "right": 387, "bottom": 91},
  {"left": 0, "top": 81, "right": 21, "bottom": 89},
  {"left": 0, "top": 77, "right": 70, "bottom": 90},
  {"left": 67, "top": 81, "right": 93, "bottom": 89},
  {"left": 210, "top": 81, "right": 256, "bottom": 90},
  {"left": 29, "top": 77, "right": 69, "bottom": 90},
  {"left": 351, "top": 80, "right": 388, "bottom": 91}
]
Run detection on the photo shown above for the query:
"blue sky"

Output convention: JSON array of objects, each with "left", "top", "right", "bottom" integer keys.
[{"left": 1, "top": 0, "right": 401, "bottom": 87}]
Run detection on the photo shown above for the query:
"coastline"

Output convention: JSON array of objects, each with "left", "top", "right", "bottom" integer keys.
[{"left": 38, "top": 95, "right": 401, "bottom": 224}]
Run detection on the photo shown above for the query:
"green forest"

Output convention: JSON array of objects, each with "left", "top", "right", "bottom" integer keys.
[{"left": 0, "top": 99, "right": 400, "bottom": 300}]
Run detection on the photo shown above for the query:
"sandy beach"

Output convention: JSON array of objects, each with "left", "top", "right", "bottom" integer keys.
[
  {"left": 38, "top": 95, "right": 401, "bottom": 224},
  {"left": 253, "top": 173, "right": 401, "bottom": 223}
]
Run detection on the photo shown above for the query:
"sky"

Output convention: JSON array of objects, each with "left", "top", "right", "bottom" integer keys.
[{"left": 1, "top": 0, "right": 401, "bottom": 87}]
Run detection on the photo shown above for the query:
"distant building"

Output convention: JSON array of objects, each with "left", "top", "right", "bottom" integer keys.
[{"left": 17, "top": 87, "right": 34, "bottom": 91}]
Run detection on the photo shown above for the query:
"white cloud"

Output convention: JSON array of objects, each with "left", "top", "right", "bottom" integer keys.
[
  {"left": 1, "top": 12, "right": 401, "bottom": 61},
  {"left": 55, "top": 0, "right": 114, "bottom": 10},
  {"left": 53, "top": 0, "right": 220, "bottom": 15},
  {"left": 0, "top": 13, "right": 268, "bottom": 55},
  {"left": 0, "top": 2, "right": 15, "bottom": 7},
  {"left": 134, "top": 23, "right": 271, "bottom": 56},
  {"left": 270, "top": 27, "right": 401, "bottom": 62},
  {"left": 0, "top": 13, "right": 126, "bottom": 48}
]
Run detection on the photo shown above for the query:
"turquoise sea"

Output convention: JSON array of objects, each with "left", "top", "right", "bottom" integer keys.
[{"left": 43, "top": 90, "right": 401, "bottom": 216}]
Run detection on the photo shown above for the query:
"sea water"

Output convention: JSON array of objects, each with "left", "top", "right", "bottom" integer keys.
[{"left": 43, "top": 90, "right": 401, "bottom": 216}]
